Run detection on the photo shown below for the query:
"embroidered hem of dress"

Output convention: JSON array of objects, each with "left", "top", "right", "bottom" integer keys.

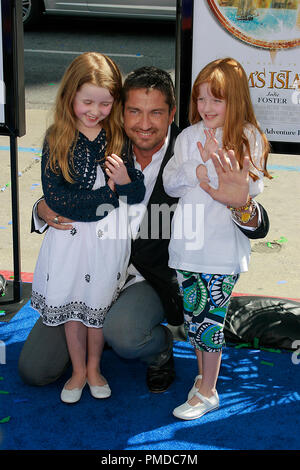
[{"left": 31, "top": 290, "right": 120, "bottom": 329}]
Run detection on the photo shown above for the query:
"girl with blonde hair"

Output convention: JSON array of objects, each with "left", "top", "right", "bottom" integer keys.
[
  {"left": 163, "top": 57, "right": 270, "bottom": 420},
  {"left": 31, "top": 52, "right": 145, "bottom": 404}
]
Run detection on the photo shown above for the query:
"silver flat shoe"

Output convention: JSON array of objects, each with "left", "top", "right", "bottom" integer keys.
[
  {"left": 87, "top": 381, "right": 111, "bottom": 399},
  {"left": 60, "top": 380, "right": 86, "bottom": 404},
  {"left": 173, "top": 390, "right": 219, "bottom": 420}
]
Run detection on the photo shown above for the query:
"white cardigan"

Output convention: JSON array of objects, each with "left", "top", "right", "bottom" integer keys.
[{"left": 163, "top": 121, "right": 264, "bottom": 275}]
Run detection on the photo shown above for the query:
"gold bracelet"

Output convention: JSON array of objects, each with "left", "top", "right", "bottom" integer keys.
[{"left": 229, "top": 197, "right": 257, "bottom": 224}]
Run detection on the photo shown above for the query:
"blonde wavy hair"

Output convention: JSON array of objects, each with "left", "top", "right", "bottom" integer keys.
[
  {"left": 189, "top": 57, "right": 271, "bottom": 181},
  {"left": 46, "top": 52, "right": 124, "bottom": 183}
]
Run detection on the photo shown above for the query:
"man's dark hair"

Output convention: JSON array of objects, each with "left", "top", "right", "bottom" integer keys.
[{"left": 122, "top": 66, "right": 176, "bottom": 112}]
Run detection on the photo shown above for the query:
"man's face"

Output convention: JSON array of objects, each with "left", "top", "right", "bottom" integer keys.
[{"left": 123, "top": 88, "right": 176, "bottom": 155}]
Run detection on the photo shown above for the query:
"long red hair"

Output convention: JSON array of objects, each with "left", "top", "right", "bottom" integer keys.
[{"left": 189, "top": 57, "right": 271, "bottom": 180}]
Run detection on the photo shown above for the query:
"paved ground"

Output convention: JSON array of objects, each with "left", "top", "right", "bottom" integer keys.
[{"left": 0, "top": 109, "right": 299, "bottom": 300}]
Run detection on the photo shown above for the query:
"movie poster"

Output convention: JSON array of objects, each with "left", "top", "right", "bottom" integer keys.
[
  {"left": 192, "top": 1, "right": 300, "bottom": 143},
  {"left": 0, "top": 0, "right": 5, "bottom": 124}
]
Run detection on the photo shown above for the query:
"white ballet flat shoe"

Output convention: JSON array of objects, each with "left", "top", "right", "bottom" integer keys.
[
  {"left": 173, "top": 390, "right": 219, "bottom": 420},
  {"left": 88, "top": 381, "right": 111, "bottom": 399},
  {"left": 187, "top": 374, "right": 202, "bottom": 401},
  {"left": 60, "top": 380, "right": 86, "bottom": 404}
]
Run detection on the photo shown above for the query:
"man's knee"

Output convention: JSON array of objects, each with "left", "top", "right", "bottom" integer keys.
[
  {"left": 19, "top": 342, "right": 70, "bottom": 386},
  {"left": 18, "top": 351, "right": 46, "bottom": 386},
  {"left": 103, "top": 315, "right": 144, "bottom": 359},
  {"left": 103, "top": 281, "right": 165, "bottom": 360},
  {"left": 18, "top": 318, "right": 69, "bottom": 386}
]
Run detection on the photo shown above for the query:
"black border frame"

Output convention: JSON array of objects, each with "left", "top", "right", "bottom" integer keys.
[
  {"left": 175, "top": 0, "right": 193, "bottom": 130},
  {"left": 177, "top": 0, "right": 300, "bottom": 155},
  {"left": 0, "top": 0, "right": 25, "bottom": 304},
  {"left": 0, "top": 0, "right": 25, "bottom": 137}
]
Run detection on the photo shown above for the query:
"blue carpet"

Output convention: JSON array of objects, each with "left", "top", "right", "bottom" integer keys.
[{"left": 0, "top": 300, "right": 300, "bottom": 451}]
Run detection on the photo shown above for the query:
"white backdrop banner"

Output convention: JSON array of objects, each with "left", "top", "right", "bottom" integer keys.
[{"left": 192, "top": 1, "right": 300, "bottom": 143}]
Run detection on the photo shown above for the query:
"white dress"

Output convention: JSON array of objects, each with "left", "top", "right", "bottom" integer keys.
[{"left": 31, "top": 167, "right": 131, "bottom": 328}]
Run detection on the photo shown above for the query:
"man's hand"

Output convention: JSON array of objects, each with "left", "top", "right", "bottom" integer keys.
[
  {"left": 199, "top": 148, "right": 250, "bottom": 208},
  {"left": 105, "top": 154, "right": 131, "bottom": 185},
  {"left": 37, "top": 199, "right": 74, "bottom": 230}
]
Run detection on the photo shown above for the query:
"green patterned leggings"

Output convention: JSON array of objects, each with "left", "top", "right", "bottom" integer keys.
[{"left": 176, "top": 270, "right": 239, "bottom": 353}]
